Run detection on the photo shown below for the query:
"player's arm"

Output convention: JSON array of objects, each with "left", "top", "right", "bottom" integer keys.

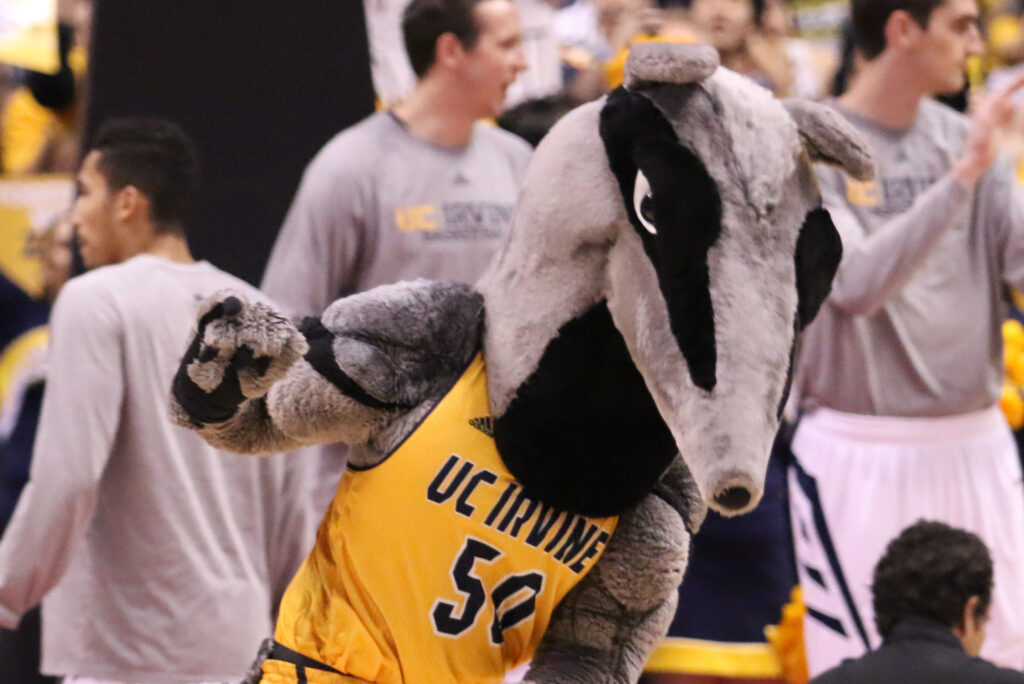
[
  {"left": 818, "top": 167, "right": 973, "bottom": 317},
  {"left": 828, "top": 72, "right": 1024, "bottom": 315},
  {"left": 0, "top": 281, "right": 122, "bottom": 627},
  {"left": 952, "top": 70, "right": 1024, "bottom": 189},
  {"left": 982, "top": 146, "right": 1024, "bottom": 290}
]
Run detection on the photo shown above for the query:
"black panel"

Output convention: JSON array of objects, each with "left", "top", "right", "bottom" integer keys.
[
  {"left": 494, "top": 302, "right": 678, "bottom": 518},
  {"left": 795, "top": 207, "right": 843, "bottom": 330},
  {"left": 86, "top": 1, "right": 375, "bottom": 285},
  {"left": 599, "top": 87, "right": 722, "bottom": 391},
  {"left": 298, "top": 317, "right": 408, "bottom": 411}
]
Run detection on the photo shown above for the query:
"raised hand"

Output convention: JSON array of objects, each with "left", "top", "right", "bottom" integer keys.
[
  {"left": 172, "top": 290, "right": 308, "bottom": 426},
  {"left": 954, "top": 69, "right": 1024, "bottom": 187}
]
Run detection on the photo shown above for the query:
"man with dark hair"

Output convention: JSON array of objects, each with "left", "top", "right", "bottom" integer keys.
[
  {"left": 788, "top": 0, "right": 1024, "bottom": 673},
  {"left": 366, "top": 0, "right": 562, "bottom": 109},
  {"left": 812, "top": 521, "right": 1024, "bottom": 683},
  {"left": 263, "top": 0, "right": 530, "bottom": 320},
  {"left": 403, "top": 0, "right": 483, "bottom": 76},
  {"left": 850, "top": 0, "right": 946, "bottom": 59},
  {"left": 0, "top": 118, "right": 315, "bottom": 683},
  {"left": 262, "top": 0, "right": 532, "bottom": 514}
]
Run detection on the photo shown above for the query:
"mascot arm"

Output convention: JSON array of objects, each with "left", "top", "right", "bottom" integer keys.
[
  {"left": 526, "top": 457, "right": 704, "bottom": 683},
  {"left": 171, "top": 281, "right": 485, "bottom": 456}
]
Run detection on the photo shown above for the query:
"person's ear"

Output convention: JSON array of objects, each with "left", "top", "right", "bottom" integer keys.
[
  {"left": 962, "top": 595, "right": 980, "bottom": 630},
  {"left": 955, "top": 595, "right": 987, "bottom": 656},
  {"left": 113, "top": 185, "right": 150, "bottom": 224},
  {"left": 435, "top": 32, "right": 467, "bottom": 70},
  {"left": 884, "top": 9, "right": 923, "bottom": 51}
]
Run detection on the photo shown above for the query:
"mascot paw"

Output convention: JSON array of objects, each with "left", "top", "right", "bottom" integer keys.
[{"left": 172, "top": 290, "right": 308, "bottom": 424}]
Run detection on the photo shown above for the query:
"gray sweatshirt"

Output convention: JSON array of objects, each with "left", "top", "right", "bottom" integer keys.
[
  {"left": 0, "top": 255, "right": 316, "bottom": 683},
  {"left": 797, "top": 99, "right": 1024, "bottom": 417},
  {"left": 261, "top": 111, "right": 532, "bottom": 318}
]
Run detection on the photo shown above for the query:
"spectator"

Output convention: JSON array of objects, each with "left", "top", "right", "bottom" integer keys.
[
  {"left": 262, "top": 0, "right": 533, "bottom": 513},
  {"left": 0, "top": 118, "right": 315, "bottom": 683},
  {"left": 688, "top": 0, "right": 785, "bottom": 92},
  {"left": 812, "top": 520, "right": 1024, "bottom": 683},
  {"left": 264, "top": 0, "right": 531, "bottom": 317},
  {"left": 752, "top": 0, "right": 833, "bottom": 98},
  {"left": 0, "top": 0, "right": 91, "bottom": 175},
  {"left": 556, "top": 0, "right": 658, "bottom": 101},
  {"left": 787, "top": 0, "right": 1024, "bottom": 674},
  {"left": 364, "top": 0, "right": 560, "bottom": 107}
]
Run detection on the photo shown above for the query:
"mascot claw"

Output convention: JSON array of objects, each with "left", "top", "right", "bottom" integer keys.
[{"left": 171, "top": 290, "right": 308, "bottom": 426}]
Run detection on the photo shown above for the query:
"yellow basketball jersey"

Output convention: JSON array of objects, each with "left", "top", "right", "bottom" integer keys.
[{"left": 274, "top": 354, "right": 618, "bottom": 683}]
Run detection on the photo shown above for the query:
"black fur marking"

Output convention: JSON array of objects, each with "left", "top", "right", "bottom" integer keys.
[
  {"left": 795, "top": 207, "right": 842, "bottom": 331},
  {"left": 298, "top": 317, "right": 408, "bottom": 411},
  {"left": 599, "top": 87, "right": 722, "bottom": 391},
  {"left": 494, "top": 302, "right": 678, "bottom": 518},
  {"left": 172, "top": 302, "right": 247, "bottom": 424}
]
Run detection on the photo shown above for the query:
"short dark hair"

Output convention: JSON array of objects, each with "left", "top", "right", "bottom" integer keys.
[
  {"left": 851, "top": 0, "right": 947, "bottom": 60},
  {"left": 91, "top": 117, "right": 200, "bottom": 232},
  {"left": 403, "top": 0, "right": 483, "bottom": 78},
  {"left": 752, "top": 0, "right": 767, "bottom": 26},
  {"left": 872, "top": 520, "right": 992, "bottom": 638},
  {"left": 497, "top": 94, "right": 575, "bottom": 148}
]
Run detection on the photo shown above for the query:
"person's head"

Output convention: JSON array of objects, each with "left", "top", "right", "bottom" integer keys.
[
  {"left": 72, "top": 117, "right": 199, "bottom": 269},
  {"left": 759, "top": 0, "right": 791, "bottom": 38},
  {"left": 872, "top": 520, "right": 993, "bottom": 655},
  {"left": 26, "top": 212, "right": 76, "bottom": 303},
  {"left": 403, "top": 0, "right": 527, "bottom": 117},
  {"left": 689, "top": 0, "right": 765, "bottom": 55},
  {"left": 850, "top": 0, "right": 982, "bottom": 93}
]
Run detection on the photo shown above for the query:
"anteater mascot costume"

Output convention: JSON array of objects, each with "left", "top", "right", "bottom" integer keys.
[{"left": 170, "top": 44, "right": 871, "bottom": 684}]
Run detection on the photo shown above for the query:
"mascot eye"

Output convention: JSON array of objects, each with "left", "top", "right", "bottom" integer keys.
[{"left": 633, "top": 171, "right": 657, "bottom": 235}]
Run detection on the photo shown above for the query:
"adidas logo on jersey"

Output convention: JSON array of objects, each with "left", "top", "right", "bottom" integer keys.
[{"left": 469, "top": 417, "right": 494, "bottom": 436}]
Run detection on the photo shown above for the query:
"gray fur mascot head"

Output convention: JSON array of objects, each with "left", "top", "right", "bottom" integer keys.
[{"left": 480, "top": 42, "right": 871, "bottom": 518}]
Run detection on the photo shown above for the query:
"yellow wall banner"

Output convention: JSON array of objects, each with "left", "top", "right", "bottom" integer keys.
[
  {"left": 0, "top": 0, "right": 60, "bottom": 75},
  {"left": 0, "top": 174, "right": 74, "bottom": 298}
]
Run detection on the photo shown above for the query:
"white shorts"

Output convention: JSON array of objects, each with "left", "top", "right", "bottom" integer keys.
[{"left": 788, "top": 406, "right": 1024, "bottom": 676}]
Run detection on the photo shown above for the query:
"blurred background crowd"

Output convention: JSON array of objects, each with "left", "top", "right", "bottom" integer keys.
[
  {"left": 11, "top": 0, "right": 1024, "bottom": 176},
  {"left": 5, "top": 0, "right": 1024, "bottom": 683}
]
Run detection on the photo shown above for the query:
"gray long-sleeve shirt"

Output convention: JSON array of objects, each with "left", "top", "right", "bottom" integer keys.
[
  {"left": 797, "top": 99, "right": 1024, "bottom": 417},
  {"left": 261, "top": 111, "right": 532, "bottom": 319},
  {"left": 0, "top": 255, "right": 316, "bottom": 683}
]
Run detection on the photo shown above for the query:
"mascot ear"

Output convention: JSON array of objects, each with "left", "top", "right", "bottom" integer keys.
[
  {"left": 624, "top": 42, "right": 719, "bottom": 90},
  {"left": 783, "top": 99, "right": 874, "bottom": 181}
]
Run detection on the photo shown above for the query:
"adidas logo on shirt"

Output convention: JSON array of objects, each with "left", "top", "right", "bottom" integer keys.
[{"left": 469, "top": 417, "right": 494, "bottom": 436}]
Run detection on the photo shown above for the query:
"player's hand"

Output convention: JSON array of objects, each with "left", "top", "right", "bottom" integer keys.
[
  {"left": 172, "top": 290, "right": 308, "bottom": 425},
  {"left": 954, "top": 70, "right": 1024, "bottom": 187}
]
